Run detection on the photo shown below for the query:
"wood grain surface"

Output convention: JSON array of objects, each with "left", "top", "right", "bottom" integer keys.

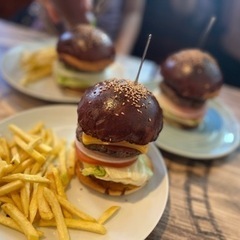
[{"left": 0, "top": 20, "right": 240, "bottom": 240}]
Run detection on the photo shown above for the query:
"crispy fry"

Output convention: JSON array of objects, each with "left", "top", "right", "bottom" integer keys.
[
  {"left": 58, "top": 141, "right": 69, "bottom": 186},
  {"left": 39, "top": 218, "right": 107, "bottom": 235},
  {"left": 0, "top": 196, "right": 14, "bottom": 205},
  {"left": 51, "top": 167, "right": 72, "bottom": 218},
  {"left": 98, "top": 206, "right": 121, "bottom": 224},
  {"left": 28, "top": 122, "right": 44, "bottom": 135},
  {"left": 14, "top": 136, "right": 46, "bottom": 164},
  {"left": 9, "top": 124, "right": 52, "bottom": 154},
  {"left": 57, "top": 195, "right": 96, "bottom": 222},
  {"left": 67, "top": 143, "right": 76, "bottom": 181},
  {"left": 43, "top": 187, "right": 70, "bottom": 240},
  {"left": 21, "top": 66, "right": 52, "bottom": 86},
  {"left": 29, "top": 183, "right": 38, "bottom": 223},
  {"left": 0, "top": 180, "right": 24, "bottom": 196},
  {"left": 20, "top": 168, "right": 31, "bottom": 218},
  {"left": 37, "top": 184, "right": 53, "bottom": 220},
  {"left": 2, "top": 203, "right": 39, "bottom": 240},
  {"left": 10, "top": 191, "right": 23, "bottom": 212},
  {"left": 0, "top": 138, "right": 11, "bottom": 163},
  {"left": 52, "top": 167, "right": 66, "bottom": 197},
  {"left": 0, "top": 214, "right": 23, "bottom": 233},
  {"left": 12, "top": 158, "right": 34, "bottom": 174},
  {"left": 1, "top": 173, "right": 50, "bottom": 184}
]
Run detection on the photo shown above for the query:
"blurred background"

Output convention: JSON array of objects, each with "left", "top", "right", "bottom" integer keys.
[{"left": 1, "top": 0, "right": 240, "bottom": 88}]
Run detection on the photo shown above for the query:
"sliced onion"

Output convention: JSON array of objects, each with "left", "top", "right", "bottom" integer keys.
[{"left": 75, "top": 139, "right": 137, "bottom": 164}]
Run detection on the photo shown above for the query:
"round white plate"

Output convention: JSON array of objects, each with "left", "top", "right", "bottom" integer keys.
[
  {"left": 0, "top": 105, "right": 169, "bottom": 240},
  {"left": 155, "top": 99, "right": 240, "bottom": 159},
  {"left": 0, "top": 41, "right": 157, "bottom": 103}
]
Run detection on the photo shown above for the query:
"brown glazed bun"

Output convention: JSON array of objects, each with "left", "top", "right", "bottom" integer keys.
[
  {"left": 56, "top": 24, "right": 115, "bottom": 72},
  {"left": 77, "top": 78, "right": 163, "bottom": 145},
  {"left": 157, "top": 49, "right": 223, "bottom": 128},
  {"left": 75, "top": 78, "right": 163, "bottom": 196},
  {"left": 161, "top": 49, "right": 223, "bottom": 101}
]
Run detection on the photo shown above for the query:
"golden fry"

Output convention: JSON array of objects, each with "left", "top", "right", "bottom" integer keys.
[
  {"left": 57, "top": 195, "right": 96, "bottom": 222},
  {"left": 67, "top": 143, "right": 76, "bottom": 180},
  {"left": 9, "top": 124, "right": 52, "bottom": 154},
  {"left": 21, "top": 66, "right": 52, "bottom": 86},
  {"left": 20, "top": 168, "right": 31, "bottom": 218},
  {"left": 0, "top": 214, "right": 23, "bottom": 233},
  {"left": 0, "top": 138, "right": 11, "bottom": 163},
  {"left": 1, "top": 173, "right": 50, "bottom": 184},
  {"left": 14, "top": 136, "right": 46, "bottom": 164},
  {"left": 43, "top": 187, "right": 70, "bottom": 240},
  {"left": 39, "top": 218, "right": 107, "bottom": 235},
  {"left": 12, "top": 158, "right": 34, "bottom": 174},
  {"left": 10, "top": 191, "right": 23, "bottom": 212},
  {"left": 2, "top": 203, "right": 39, "bottom": 240},
  {"left": 28, "top": 122, "right": 44, "bottom": 135},
  {"left": 98, "top": 206, "right": 121, "bottom": 224},
  {"left": 37, "top": 184, "right": 53, "bottom": 220},
  {"left": 0, "top": 196, "right": 14, "bottom": 205},
  {"left": 0, "top": 180, "right": 24, "bottom": 196},
  {"left": 58, "top": 141, "right": 69, "bottom": 186},
  {"left": 52, "top": 167, "right": 72, "bottom": 218},
  {"left": 29, "top": 183, "right": 38, "bottom": 223}
]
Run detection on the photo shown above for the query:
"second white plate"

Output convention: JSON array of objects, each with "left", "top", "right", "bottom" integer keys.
[
  {"left": 155, "top": 99, "right": 240, "bottom": 159},
  {"left": 0, "top": 42, "right": 158, "bottom": 103}
]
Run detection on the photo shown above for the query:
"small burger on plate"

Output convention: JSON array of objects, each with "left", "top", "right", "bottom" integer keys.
[
  {"left": 154, "top": 49, "right": 223, "bottom": 128},
  {"left": 53, "top": 24, "right": 115, "bottom": 91},
  {"left": 75, "top": 78, "right": 163, "bottom": 196}
]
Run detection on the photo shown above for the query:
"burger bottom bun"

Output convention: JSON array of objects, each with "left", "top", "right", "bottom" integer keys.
[
  {"left": 154, "top": 89, "right": 205, "bottom": 128},
  {"left": 53, "top": 60, "right": 109, "bottom": 90},
  {"left": 59, "top": 53, "right": 114, "bottom": 72},
  {"left": 75, "top": 155, "right": 153, "bottom": 196}
]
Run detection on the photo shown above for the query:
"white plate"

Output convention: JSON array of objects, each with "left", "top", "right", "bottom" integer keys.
[
  {"left": 155, "top": 99, "right": 240, "bottom": 159},
  {"left": 0, "top": 105, "right": 169, "bottom": 240},
  {"left": 0, "top": 41, "right": 157, "bottom": 103}
]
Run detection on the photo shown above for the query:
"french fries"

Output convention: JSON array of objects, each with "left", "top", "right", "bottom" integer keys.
[
  {"left": 43, "top": 187, "right": 70, "bottom": 240},
  {"left": 2, "top": 203, "right": 40, "bottom": 240},
  {"left": 20, "top": 46, "right": 57, "bottom": 86},
  {"left": 0, "top": 122, "right": 120, "bottom": 240}
]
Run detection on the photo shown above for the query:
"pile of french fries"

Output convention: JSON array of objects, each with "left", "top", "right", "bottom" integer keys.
[
  {"left": 20, "top": 47, "right": 57, "bottom": 86},
  {"left": 0, "top": 122, "right": 120, "bottom": 240}
]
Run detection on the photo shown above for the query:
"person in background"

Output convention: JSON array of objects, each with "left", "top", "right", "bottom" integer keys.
[
  {"left": 132, "top": 0, "right": 240, "bottom": 88},
  {"left": 27, "top": 0, "right": 145, "bottom": 55}
]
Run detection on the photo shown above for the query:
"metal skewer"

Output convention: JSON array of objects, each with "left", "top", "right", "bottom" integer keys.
[
  {"left": 134, "top": 34, "right": 152, "bottom": 84},
  {"left": 198, "top": 16, "right": 216, "bottom": 48}
]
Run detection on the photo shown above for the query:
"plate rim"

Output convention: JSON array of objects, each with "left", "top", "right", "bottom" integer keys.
[
  {"left": 155, "top": 99, "right": 240, "bottom": 160},
  {"left": 0, "top": 104, "right": 169, "bottom": 240}
]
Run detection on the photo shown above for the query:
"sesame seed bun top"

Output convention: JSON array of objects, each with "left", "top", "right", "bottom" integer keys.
[{"left": 77, "top": 78, "right": 163, "bottom": 145}]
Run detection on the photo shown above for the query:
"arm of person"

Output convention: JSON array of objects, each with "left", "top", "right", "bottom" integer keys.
[{"left": 114, "top": 0, "right": 145, "bottom": 55}]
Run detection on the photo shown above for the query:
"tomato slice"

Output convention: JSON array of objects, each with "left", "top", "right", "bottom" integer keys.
[{"left": 75, "top": 141, "right": 137, "bottom": 168}]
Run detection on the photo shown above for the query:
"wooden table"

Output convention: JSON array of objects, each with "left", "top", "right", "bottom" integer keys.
[{"left": 0, "top": 19, "right": 240, "bottom": 240}]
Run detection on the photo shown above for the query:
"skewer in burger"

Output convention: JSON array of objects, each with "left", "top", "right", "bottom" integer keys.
[
  {"left": 53, "top": 24, "right": 115, "bottom": 91},
  {"left": 154, "top": 49, "right": 223, "bottom": 128},
  {"left": 75, "top": 78, "right": 163, "bottom": 196}
]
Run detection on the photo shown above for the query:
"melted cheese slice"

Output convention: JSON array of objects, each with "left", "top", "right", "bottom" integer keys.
[{"left": 82, "top": 133, "right": 148, "bottom": 153}]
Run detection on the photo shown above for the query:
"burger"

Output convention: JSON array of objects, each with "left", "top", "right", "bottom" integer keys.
[
  {"left": 53, "top": 24, "right": 115, "bottom": 91},
  {"left": 75, "top": 78, "right": 163, "bottom": 196},
  {"left": 154, "top": 49, "right": 223, "bottom": 128}
]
